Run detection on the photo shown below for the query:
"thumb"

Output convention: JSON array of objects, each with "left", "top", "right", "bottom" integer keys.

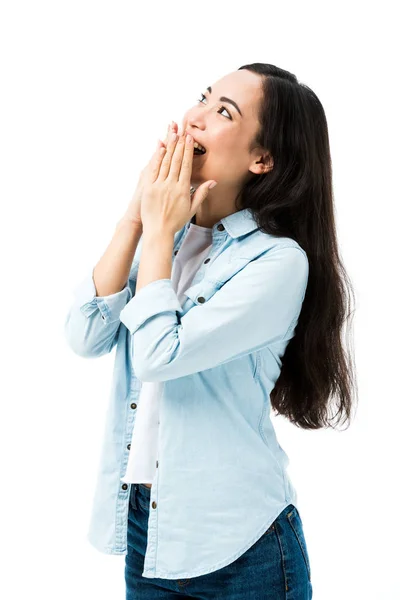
[{"left": 190, "top": 181, "right": 218, "bottom": 212}]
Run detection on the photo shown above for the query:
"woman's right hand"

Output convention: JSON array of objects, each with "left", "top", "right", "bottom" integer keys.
[{"left": 120, "top": 121, "right": 178, "bottom": 229}]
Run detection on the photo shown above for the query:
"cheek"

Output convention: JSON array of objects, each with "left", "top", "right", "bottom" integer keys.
[
  {"left": 216, "top": 142, "right": 244, "bottom": 164},
  {"left": 219, "top": 137, "right": 244, "bottom": 160},
  {"left": 214, "top": 135, "right": 234, "bottom": 151}
]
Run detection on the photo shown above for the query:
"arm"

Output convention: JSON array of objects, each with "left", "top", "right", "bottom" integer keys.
[
  {"left": 136, "top": 228, "right": 175, "bottom": 294},
  {"left": 93, "top": 217, "right": 143, "bottom": 297},
  {"left": 119, "top": 244, "right": 309, "bottom": 382},
  {"left": 64, "top": 219, "right": 143, "bottom": 358}
]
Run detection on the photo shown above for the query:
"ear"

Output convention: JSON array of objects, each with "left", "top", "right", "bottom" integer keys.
[{"left": 248, "top": 151, "right": 274, "bottom": 176}]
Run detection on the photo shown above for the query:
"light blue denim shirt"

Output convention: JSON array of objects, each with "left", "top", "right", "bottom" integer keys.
[{"left": 64, "top": 207, "right": 309, "bottom": 580}]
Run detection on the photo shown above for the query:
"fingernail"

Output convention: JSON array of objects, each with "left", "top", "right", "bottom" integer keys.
[{"left": 209, "top": 181, "right": 218, "bottom": 189}]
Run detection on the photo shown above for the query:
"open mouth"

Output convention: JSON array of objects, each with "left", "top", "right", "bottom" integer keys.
[{"left": 193, "top": 141, "right": 206, "bottom": 156}]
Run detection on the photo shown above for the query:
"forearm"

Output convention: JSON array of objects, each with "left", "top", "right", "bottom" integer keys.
[
  {"left": 93, "top": 218, "right": 143, "bottom": 297},
  {"left": 136, "top": 228, "right": 175, "bottom": 293}
]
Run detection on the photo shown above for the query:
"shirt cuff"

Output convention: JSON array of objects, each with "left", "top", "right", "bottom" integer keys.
[
  {"left": 72, "top": 268, "right": 133, "bottom": 324},
  {"left": 119, "top": 278, "right": 182, "bottom": 335}
]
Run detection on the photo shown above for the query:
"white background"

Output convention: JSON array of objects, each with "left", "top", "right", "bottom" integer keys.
[{"left": 1, "top": 1, "right": 399, "bottom": 598}]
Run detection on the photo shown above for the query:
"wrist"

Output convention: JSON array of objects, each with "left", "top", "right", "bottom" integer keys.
[
  {"left": 117, "top": 216, "right": 143, "bottom": 233},
  {"left": 142, "top": 226, "right": 175, "bottom": 241}
]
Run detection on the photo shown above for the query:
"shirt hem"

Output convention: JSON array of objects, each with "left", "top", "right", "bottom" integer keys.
[
  {"left": 87, "top": 530, "right": 128, "bottom": 556},
  {"left": 142, "top": 497, "right": 297, "bottom": 579}
]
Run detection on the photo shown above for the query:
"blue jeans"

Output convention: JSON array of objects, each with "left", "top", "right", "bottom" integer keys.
[{"left": 125, "top": 483, "right": 313, "bottom": 599}]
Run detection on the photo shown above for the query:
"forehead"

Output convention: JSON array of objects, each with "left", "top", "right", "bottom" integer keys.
[{"left": 210, "top": 70, "right": 263, "bottom": 120}]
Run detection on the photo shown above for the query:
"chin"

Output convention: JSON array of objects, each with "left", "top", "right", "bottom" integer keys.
[
  {"left": 191, "top": 166, "right": 213, "bottom": 187},
  {"left": 190, "top": 174, "right": 204, "bottom": 186}
]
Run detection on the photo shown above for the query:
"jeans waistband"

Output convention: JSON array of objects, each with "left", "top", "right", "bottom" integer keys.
[{"left": 134, "top": 483, "right": 151, "bottom": 497}]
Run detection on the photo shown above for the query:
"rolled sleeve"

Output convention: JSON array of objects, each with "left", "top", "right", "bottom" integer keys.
[
  {"left": 73, "top": 268, "right": 133, "bottom": 324},
  {"left": 119, "top": 278, "right": 182, "bottom": 334},
  {"left": 119, "top": 246, "right": 309, "bottom": 382},
  {"left": 64, "top": 268, "right": 134, "bottom": 358}
]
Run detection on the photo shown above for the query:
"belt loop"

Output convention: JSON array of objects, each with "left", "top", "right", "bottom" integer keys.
[{"left": 129, "top": 484, "right": 138, "bottom": 510}]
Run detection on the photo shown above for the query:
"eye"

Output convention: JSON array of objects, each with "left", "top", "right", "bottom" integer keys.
[{"left": 197, "top": 93, "right": 232, "bottom": 120}]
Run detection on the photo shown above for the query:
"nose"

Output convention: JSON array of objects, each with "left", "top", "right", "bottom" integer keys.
[
  {"left": 180, "top": 123, "right": 193, "bottom": 138},
  {"left": 182, "top": 112, "right": 206, "bottom": 136}
]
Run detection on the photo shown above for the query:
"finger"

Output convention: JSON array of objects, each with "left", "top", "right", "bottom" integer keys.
[
  {"left": 162, "top": 124, "right": 170, "bottom": 146},
  {"left": 151, "top": 123, "right": 176, "bottom": 164},
  {"left": 178, "top": 133, "right": 194, "bottom": 182},
  {"left": 163, "top": 121, "right": 177, "bottom": 146},
  {"left": 157, "top": 128, "right": 179, "bottom": 180},
  {"left": 168, "top": 133, "right": 187, "bottom": 180},
  {"left": 145, "top": 135, "right": 168, "bottom": 172},
  {"left": 149, "top": 139, "right": 164, "bottom": 166},
  {"left": 147, "top": 143, "right": 166, "bottom": 182}
]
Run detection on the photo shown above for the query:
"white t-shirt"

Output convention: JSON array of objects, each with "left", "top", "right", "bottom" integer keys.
[{"left": 121, "top": 219, "right": 212, "bottom": 484}]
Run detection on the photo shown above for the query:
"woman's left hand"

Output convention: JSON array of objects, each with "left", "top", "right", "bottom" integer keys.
[{"left": 140, "top": 130, "right": 217, "bottom": 235}]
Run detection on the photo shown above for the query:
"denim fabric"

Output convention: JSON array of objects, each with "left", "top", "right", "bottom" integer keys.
[
  {"left": 64, "top": 208, "right": 310, "bottom": 579},
  {"left": 125, "top": 484, "right": 312, "bottom": 599}
]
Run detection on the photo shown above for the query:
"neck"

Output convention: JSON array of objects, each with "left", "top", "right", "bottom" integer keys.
[{"left": 190, "top": 184, "right": 242, "bottom": 228}]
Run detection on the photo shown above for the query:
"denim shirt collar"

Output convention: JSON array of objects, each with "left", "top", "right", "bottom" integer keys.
[{"left": 190, "top": 207, "right": 259, "bottom": 238}]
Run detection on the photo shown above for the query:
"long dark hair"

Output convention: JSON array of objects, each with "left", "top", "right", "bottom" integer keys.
[{"left": 236, "top": 62, "right": 358, "bottom": 430}]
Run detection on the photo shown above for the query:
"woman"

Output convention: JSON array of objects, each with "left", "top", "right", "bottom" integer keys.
[{"left": 65, "top": 63, "right": 357, "bottom": 599}]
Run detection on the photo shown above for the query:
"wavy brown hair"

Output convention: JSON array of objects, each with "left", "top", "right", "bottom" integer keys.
[{"left": 235, "top": 62, "right": 358, "bottom": 430}]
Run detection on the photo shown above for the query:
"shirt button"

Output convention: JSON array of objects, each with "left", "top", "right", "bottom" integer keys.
[
  {"left": 174, "top": 250, "right": 178, "bottom": 255},
  {"left": 198, "top": 296, "right": 205, "bottom": 303},
  {"left": 122, "top": 483, "right": 128, "bottom": 490},
  {"left": 156, "top": 460, "right": 159, "bottom": 468},
  {"left": 130, "top": 402, "right": 137, "bottom": 409},
  {"left": 217, "top": 224, "right": 225, "bottom": 231},
  {"left": 101, "top": 315, "right": 105, "bottom": 320},
  {"left": 127, "top": 443, "right": 131, "bottom": 450},
  {"left": 204, "top": 258, "right": 210, "bottom": 264},
  {"left": 152, "top": 501, "right": 157, "bottom": 509}
]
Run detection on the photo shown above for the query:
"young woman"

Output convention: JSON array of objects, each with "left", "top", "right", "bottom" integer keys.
[{"left": 65, "top": 63, "right": 356, "bottom": 599}]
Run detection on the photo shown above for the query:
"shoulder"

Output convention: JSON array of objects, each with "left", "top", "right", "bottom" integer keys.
[{"left": 234, "top": 229, "right": 308, "bottom": 268}]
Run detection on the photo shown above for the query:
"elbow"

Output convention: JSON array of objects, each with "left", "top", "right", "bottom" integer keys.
[
  {"left": 132, "top": 355, "right": 166, "bottom": 382},
  {"left": 64, "top": 319, "right": 112, "bottom": 359},
  {"left": 132, "top": 332, "right": 181, "bottom": 382},
  {"left": 133, "top": 359, "right": 155, "bottom": 382},
  {"left": 64, "top": 333, "right": 108, "bottom": 359},
  {"left": 133, "top": 354, "right": 183, "bottom": 383}
]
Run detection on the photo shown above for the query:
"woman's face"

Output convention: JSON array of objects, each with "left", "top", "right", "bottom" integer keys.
[{"left": 180, "top": 69, "right": 270, "bottom": 191}]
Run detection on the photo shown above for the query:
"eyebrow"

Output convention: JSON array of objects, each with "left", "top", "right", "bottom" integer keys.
[{"left": 206, "top": 86, "right": 243, "bottom": 117}]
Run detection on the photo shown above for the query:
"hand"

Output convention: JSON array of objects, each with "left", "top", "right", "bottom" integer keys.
[
  {"left": 121, "top": 122, "right": 178, "bottom": 228},
  {"left": 140, "top": 129, "right": 217, "bottom": 235}
]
